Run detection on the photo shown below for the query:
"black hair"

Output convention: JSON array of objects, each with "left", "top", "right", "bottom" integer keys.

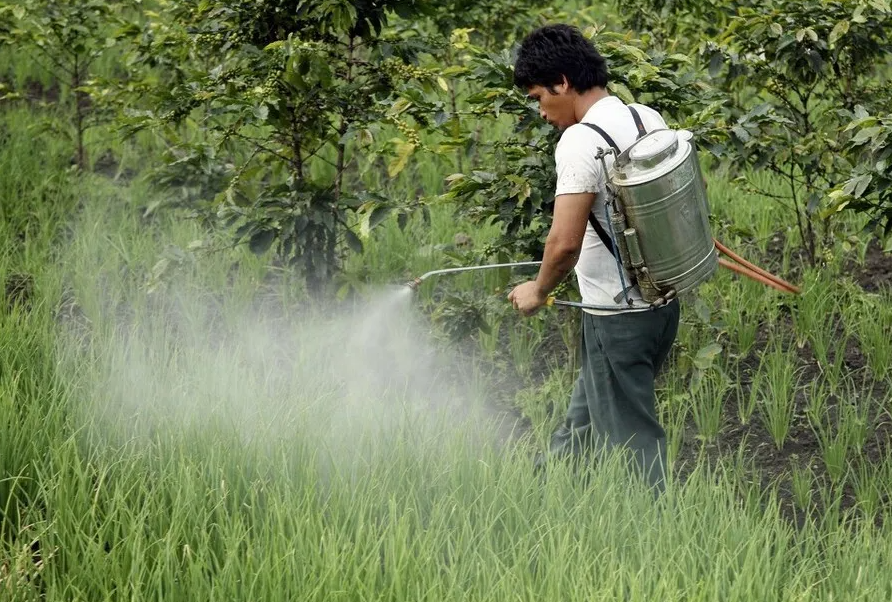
[{"left": 513, "top": 24, "right": 609, "bottom": 92}]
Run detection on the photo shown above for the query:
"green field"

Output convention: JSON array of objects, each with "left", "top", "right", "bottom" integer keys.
[{"left": 3, "top": 3, "right": 892, "bottom": 600}]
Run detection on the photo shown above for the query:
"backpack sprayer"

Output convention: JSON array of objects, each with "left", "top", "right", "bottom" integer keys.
[{"left": 405, "top": 127, "right": 799, "bottom": 307}]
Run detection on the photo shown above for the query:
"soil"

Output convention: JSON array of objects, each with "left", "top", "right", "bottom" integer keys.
[
  {"left": 847, "top": 239, "right": 892, "bottom": 292},
  {"left": 5, "top": 272, "right": 34, "bottom": 311},
  {"left": 19, "top": 78, "right": 60, "bottom": 105},
  {"left": 673, "top": 239, "right": 890, "bottom": 526},
  {"left": 92, "top": 150, "right": 138, "bottom": 182},
  {"left": 464, "top": 235, "right": 892, "bottom": 528}
]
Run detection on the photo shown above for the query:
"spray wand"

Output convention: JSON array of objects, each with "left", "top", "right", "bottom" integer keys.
[
  {"left": 404, "top": 261, "right": 650, "bottom": 312},
  {"left": 404, "top": 238, "right": 799, "bottom": 311}
]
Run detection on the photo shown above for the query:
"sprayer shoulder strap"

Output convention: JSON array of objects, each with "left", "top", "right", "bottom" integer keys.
[
  {"left": 580, "top": 105, "right": 648, "bottom": 257},
  {"left": 628, "top": 106, "right": 648, "bottom": 138}
]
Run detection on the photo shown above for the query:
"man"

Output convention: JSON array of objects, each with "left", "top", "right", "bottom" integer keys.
[{"left": 507, "top": 24, "right": 680, "bottom": 489}]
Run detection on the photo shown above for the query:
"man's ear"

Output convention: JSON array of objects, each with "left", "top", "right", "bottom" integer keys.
[
  {"left": 546, "top": 76, "right": 571, "bottom": 96},
  {"left": 556, "top": 75, "right": 570, "bottom": 94}
]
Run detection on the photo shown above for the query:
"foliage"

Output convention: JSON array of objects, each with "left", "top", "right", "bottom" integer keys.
[
  {"left": 0, "top": 0, "right": 130, "bottom": 169},
  {"left": 611, "top": 0, "right": 746, "bottom": 48},
  {"left": 701, "top": 0, "right": 892, "bottom": 263},
  {"left": 829, "top": 106, "right": 892, "bottom": 243},
  {"left": 426, "top": 0, "right": 551, "bottom": 50},
  {"left": 430, "top": 21, "right": 721, "bottom": 261},
  {"left": 114, "top": 0, "right": 444, "bottom": 296}
]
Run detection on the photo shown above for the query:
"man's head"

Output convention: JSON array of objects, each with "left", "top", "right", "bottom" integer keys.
[{"left": 513, "top": 24, "right": 609, "bottom": 130}]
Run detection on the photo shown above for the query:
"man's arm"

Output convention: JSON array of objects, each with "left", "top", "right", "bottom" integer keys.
[
  {"left": 508, "top": 192, "right": 595, "bottom": 315},
  {"left": 535, "top": 192, "right": 595, "bottom": 294}
]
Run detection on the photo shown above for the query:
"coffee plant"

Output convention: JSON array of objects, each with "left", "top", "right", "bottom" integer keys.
[
  {"left": 114, "top": 0, "right": 445, "bottom": 296},
  {"left": 701, "top": 0, "right": 892, "bottom": 263},
  {"left": 0, "top": 0, "right": 130, "bottom": 169},
  {"left": 829, "top": 105, "right": 892, "bottom": 243}
]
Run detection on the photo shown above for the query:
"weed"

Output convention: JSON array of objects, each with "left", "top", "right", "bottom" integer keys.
[
  {"left": 759, "top": 343, "right": 799, "bottom": 450},
  {"left": 790, "top": 461, "right": 814, "bottom": 513},
  {"left": 507, "top": 321, "right": 542, "bottom": 383},
  {"left": 689, "top": 369, "right": 728, "bottom": 443}
]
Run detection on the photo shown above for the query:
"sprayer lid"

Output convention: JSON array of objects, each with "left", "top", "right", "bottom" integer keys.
[
  {"left": 611, "top": 129, "right": 693, "bottom": 186},
  {"left": 630, "top": 130, "right": 678, "bottom": 167}
]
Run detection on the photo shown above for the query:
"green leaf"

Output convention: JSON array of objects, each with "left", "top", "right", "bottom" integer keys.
[
  {"left": 829, "top": 20, "right": 850, "bottom": 45},
  {"left": 770, "top": 23, "right": 783, "bottom": 37},
  {"left": 731, "top": 125, "right": 751, "bottom": 143},
  {"left": 12, "top": 5, "right": 24, "bottom": 19},
  {"left": 249, "top": 230, "right": 275, "bottom": 255},
  {"left": 845, "top": 116, "right": 878, "bottom": 132},
  {"left": 851, "top": 126, "right": 881, "bottom": 145},
  {"left": 693, "top": 342, "right": 723, "bottom": 370},
  {"left": 854, "top": 174, "right": 873, "bottom": 197},
  {"left": 608, "top": 81, "right": 635, "bottom": 104},
  {"left": 344, "top": 228, "right": 363, "bottom": 253},
  {"left": 505, "top": 174, "right": 532, "bottom": 202},
  {"left": 387, "top": 98, "right": 413, "bottom": 117},
  {"left": 805, "top": 50, "right": 824, "bottom": 74},
  {"left": 369, "top": 205, "right": 392, "bottom": 230},
  {"left": 694, "top": 298, "right": 712, "bottom": 323},
  {"left": 806, "top": 193, "right": 822, "bottom": 215},
  {"left": 843, "top": 174, "right": 873, "bottom": 197}
]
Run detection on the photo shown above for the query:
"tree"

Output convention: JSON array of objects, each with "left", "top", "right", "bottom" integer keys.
[
  {"left": 703, "top": 0, "right": 892, "bottom": 264},
  {"left": 0, "top": 0, "right": 129, "bottom": 169},
  {"left": 612, "top": 0, "right": 745, "bottom": 48},
  {"left": 117, "top": 0, "right": 441, "bottom": 297},
  {"left": 828, "top": 105, "right": 892, "bottom": 244}
]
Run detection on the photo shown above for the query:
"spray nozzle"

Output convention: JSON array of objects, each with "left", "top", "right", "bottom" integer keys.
[{"left": 400, "top": 262, "right": 657, "bottom": 312}]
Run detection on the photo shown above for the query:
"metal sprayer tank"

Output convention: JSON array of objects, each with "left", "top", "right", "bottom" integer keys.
[{"left": 608, "top": 128, "right": 718, "bottom": 303}]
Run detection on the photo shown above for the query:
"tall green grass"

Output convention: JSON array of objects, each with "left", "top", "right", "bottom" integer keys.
[
  {"left": 6, "top": 170, "right": 890, "bottom": 599},
  {"left": 3, "top": 31, "right": 892, "bottom": 601}
]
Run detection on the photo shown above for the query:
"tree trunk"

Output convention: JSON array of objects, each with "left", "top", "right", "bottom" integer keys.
[
  {"left": 446, "top": 47, "right": 464, "bottom": 174},
  {"left": 329, "top": 36, "right": 356, "bottom": 282},
  {"left": 789, "top": 168, "right": 815, "bottom": 267},
  {"left": 73, "top": 53, "right": 87, "bottom": 170}
]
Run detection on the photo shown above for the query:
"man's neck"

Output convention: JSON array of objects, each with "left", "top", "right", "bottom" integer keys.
[{"left": 573, "top": 87, "right": 610, "bottom": 124}]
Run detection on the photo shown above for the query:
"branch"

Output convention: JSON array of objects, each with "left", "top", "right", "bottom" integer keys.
[
  {"left": 303, "top": 138, "right": 339, "bottom": 168},
  {"left": 30, "top": 45, "right": 73, "bottom": 78},
  {"left": 767, "top": 163, "right": 805, "bottom": 185},
  {"left": 742, "top": 181, "right": 796, "bottom": 213},
  {"left": 229, "top": 131, "right": 292, "bottom": 163}
]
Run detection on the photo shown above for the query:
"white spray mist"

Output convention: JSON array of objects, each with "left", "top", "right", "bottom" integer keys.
[{"left": 68, "top": 276, "right": 521, "bottom": 476}]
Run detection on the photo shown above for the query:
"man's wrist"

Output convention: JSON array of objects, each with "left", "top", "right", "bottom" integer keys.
[{"left": 533, "top": 278, "right": 553, "bottom": 298}]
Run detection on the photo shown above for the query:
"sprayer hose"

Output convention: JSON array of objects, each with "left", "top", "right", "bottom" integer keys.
[{"left": 714, "top": 239, "right": 800, "bottom": 294}]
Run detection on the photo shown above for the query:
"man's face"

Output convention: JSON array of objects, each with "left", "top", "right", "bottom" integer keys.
[{"left": 526, "top": 80, "right": 575, "bottom": 130}]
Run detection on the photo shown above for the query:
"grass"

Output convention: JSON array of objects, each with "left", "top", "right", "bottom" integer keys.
[
  {"left": 3, "top": 37, "right": 892, "bottom": 602},
  {"left": 758, "top": 342, "right": 799, "bottom": 450}
]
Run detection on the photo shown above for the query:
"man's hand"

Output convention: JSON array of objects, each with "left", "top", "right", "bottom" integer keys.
[
  {"left": 508, "top": 281, "right": 548, "bottom": 317},
  {"left": 507, "top": 192, "right": 593, "bottom": 317}
]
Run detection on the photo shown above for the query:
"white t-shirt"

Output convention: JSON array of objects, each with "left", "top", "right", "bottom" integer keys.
[{"left": 554, "top": 95, "right": 669, "bottom": 315}]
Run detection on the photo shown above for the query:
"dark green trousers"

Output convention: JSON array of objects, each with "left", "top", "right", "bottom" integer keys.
[{"left": 542, "top": 302, "right": 680, "bottom": 488}]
